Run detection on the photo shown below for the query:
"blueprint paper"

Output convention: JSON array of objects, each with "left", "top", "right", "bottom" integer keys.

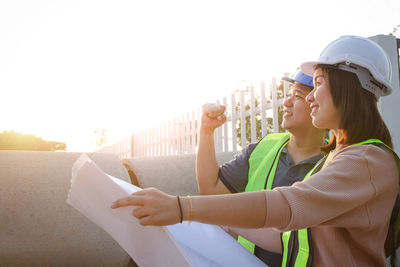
[
  {"left": 67, "top": 154, "right": 266, "bottom": 267},
  {"left": 67, "top": 154, "right": 192, "bottom": 267}
]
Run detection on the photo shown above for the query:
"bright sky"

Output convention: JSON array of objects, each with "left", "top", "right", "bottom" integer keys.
[{"left": 1, "top": 0, "right": 399, "bottom": 152}]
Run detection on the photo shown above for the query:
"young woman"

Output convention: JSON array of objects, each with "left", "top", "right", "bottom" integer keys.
[{"left": 111, "top": 36, "right": 399, "bottom": 266}]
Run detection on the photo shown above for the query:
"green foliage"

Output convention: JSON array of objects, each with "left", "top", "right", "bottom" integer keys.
[
  {"left": 0, "top": 131, "right": 66, "bottom": 151},
  {"left": 236, "top": 82, "right": 285, "bottom": 145}
]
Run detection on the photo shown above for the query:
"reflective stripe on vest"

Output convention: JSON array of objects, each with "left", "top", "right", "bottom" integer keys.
[
  {"left": 282, "top": 228, "right": 313, "bottom": 267},
  {"left": 282, "top": 138, "right": 400, "bottom": 267},
  {"left": 238, "top": 133, "right": 290, "bottom": 253},
  {"left": 281, "top": 157, "right": 324, "bottom": 267}
]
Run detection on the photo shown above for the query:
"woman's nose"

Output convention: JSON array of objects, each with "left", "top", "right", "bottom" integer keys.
[{"left": 305, "top": 89, "right": 315, "bottom": 103}]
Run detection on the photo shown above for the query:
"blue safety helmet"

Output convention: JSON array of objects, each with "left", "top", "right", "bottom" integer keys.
[{"left": 282, "top": 70, "right": 314, "bottom": 88}]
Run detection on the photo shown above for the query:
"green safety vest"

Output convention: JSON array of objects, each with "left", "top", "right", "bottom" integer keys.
[
  {"left": 237, "top": 133, "right": 290, "bottom": 253},
  {"left": 280, "top": 158, "right": 323, "bottom": 267},
  {"left": 281, "top": 138, "right": 400, "bottom": 267}
]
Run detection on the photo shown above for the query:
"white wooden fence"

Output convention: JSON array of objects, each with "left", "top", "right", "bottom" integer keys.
[
  {"left": 96, "top": 34, "right": 400, "bottom": 157},
  {"left": 97, "top": 78, "right": 290, "bottom": 158}
]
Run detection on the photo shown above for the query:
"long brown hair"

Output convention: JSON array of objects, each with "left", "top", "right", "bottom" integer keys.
[{"left": 317, "top": 64, "right": 393, "bottom": 153}]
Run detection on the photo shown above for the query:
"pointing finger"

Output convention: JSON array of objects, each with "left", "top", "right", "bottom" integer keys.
[{"left": 110, "top": 196, "right": 145, "bottom": 209}]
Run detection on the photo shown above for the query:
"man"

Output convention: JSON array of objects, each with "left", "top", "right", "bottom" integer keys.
[{"left": 196, "top": 71, "right": 326, "bottom": 267}]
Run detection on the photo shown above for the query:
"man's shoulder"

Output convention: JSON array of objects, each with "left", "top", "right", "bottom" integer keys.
[
  {"left": 250, "top": 133, "right": 290, "bottom": 155},
  {"left": 260, "top": 133, "right": 290, "bottom": 143}
]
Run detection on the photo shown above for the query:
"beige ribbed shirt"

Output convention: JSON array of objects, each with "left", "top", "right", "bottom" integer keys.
[{"left": 264, "top": 144, "right": 399, "bottom": 266}]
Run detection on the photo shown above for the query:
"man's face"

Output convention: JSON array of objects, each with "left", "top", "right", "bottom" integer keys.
[{"left": 281, "top": 82, "right": 314, "bottom": 132}]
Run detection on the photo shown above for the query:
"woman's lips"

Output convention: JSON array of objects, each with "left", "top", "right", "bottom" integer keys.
[{"left": 310, "top": 105, "right": 318, "bottom": 116}]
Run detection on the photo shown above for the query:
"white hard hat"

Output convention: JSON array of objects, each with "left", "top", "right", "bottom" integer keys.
[{"left": 301, "top": 35, "right": 392, "bottom": 99}]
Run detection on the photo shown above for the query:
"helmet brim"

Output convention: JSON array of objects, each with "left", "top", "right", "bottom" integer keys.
[
  {"left": 282, "top": 70, "right": 314, "bottom": 88},
  {"left": 300, "top": 61, "right": 319, "bottom": 77},
  {"left": 281, "top": 76, "right": 295, "bottom": 84}
]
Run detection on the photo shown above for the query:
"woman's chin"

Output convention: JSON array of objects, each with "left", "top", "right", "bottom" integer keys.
[{"left": 311, "top": 118, "right": 324, "bottom": 129}]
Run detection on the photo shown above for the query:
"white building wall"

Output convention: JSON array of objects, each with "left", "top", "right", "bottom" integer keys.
[{"left": 370, "top": 35, "right": 400, "bottom": 154}]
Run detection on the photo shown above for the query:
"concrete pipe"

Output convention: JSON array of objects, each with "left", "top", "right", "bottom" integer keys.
[
  {"left": 123, "top": 152, "right": 236, "bottom": 196},
  {"left": 0, "top": 151, "right": 132, "bottom": 267}
]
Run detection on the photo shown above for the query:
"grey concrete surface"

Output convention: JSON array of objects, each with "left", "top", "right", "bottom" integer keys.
[
  {"left": 0, "top": 151, "right": 131, "bottom": 267},
  {"left": 123, "top": 152, "right": 236, "bottom": 195}
]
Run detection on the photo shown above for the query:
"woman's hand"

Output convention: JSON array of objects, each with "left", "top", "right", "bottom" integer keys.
[
  {"left": 110, "top": 188, "right": 180, "bottom": 226},
  {"left": 111, "top": 189, "right": 267, "bottom": 229}
]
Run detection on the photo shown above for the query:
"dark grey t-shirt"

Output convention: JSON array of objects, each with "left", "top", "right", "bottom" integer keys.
[{"left": 218, "top": 139, "right": 323, "bottom": 267}]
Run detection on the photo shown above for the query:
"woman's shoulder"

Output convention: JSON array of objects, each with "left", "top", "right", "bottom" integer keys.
[
  {"left": 332, "top": 144, "right": 398, "bottom": 184},
  {"left": 335, "top": 143, "right": 395, "bottom": 161}
]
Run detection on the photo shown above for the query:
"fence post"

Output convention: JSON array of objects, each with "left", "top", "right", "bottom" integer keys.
[
  {"left": 191, "top": 110, "right": 197, "bottom": 153},
  {"left": 231, "top": 93, "right": 237, "bottom": 153},
  {"left": 172, "top": 118, "right": 178, "bottom": 155},
  {"left": 197, "top": 107, "right": 201, "bottom": 150},
  {"left": 186, "top": 112, "right": 191, "bottom": 154},
  {"left": 240, "top": 90, "right": 247, "bottom": 148},
  {"left": 271, "top": 78, "right": 279, "bottom": 133},
  {"left": 260, "top": 82, "right": 267, "bottom": 137},
  {"left": 167, "top": 120, "right": 172, "bottom": 155},
  {"left": 157, "top": 123, "right": 161, "bottom": 156},
  {"left": 250, "top": 85, "right": 256, "bottom": 143},
  {"left": 222, "top": 97, "right": 228, "bottom": 152}
]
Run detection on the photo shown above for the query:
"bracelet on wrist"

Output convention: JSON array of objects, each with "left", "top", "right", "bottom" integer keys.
[{"left": 176, "top": 195, "right": 183, "bottom": 224}]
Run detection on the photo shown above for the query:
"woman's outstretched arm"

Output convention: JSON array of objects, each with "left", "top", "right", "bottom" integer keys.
[{"left": 111, "top": 187, "right": 268, "bottom": 228}]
